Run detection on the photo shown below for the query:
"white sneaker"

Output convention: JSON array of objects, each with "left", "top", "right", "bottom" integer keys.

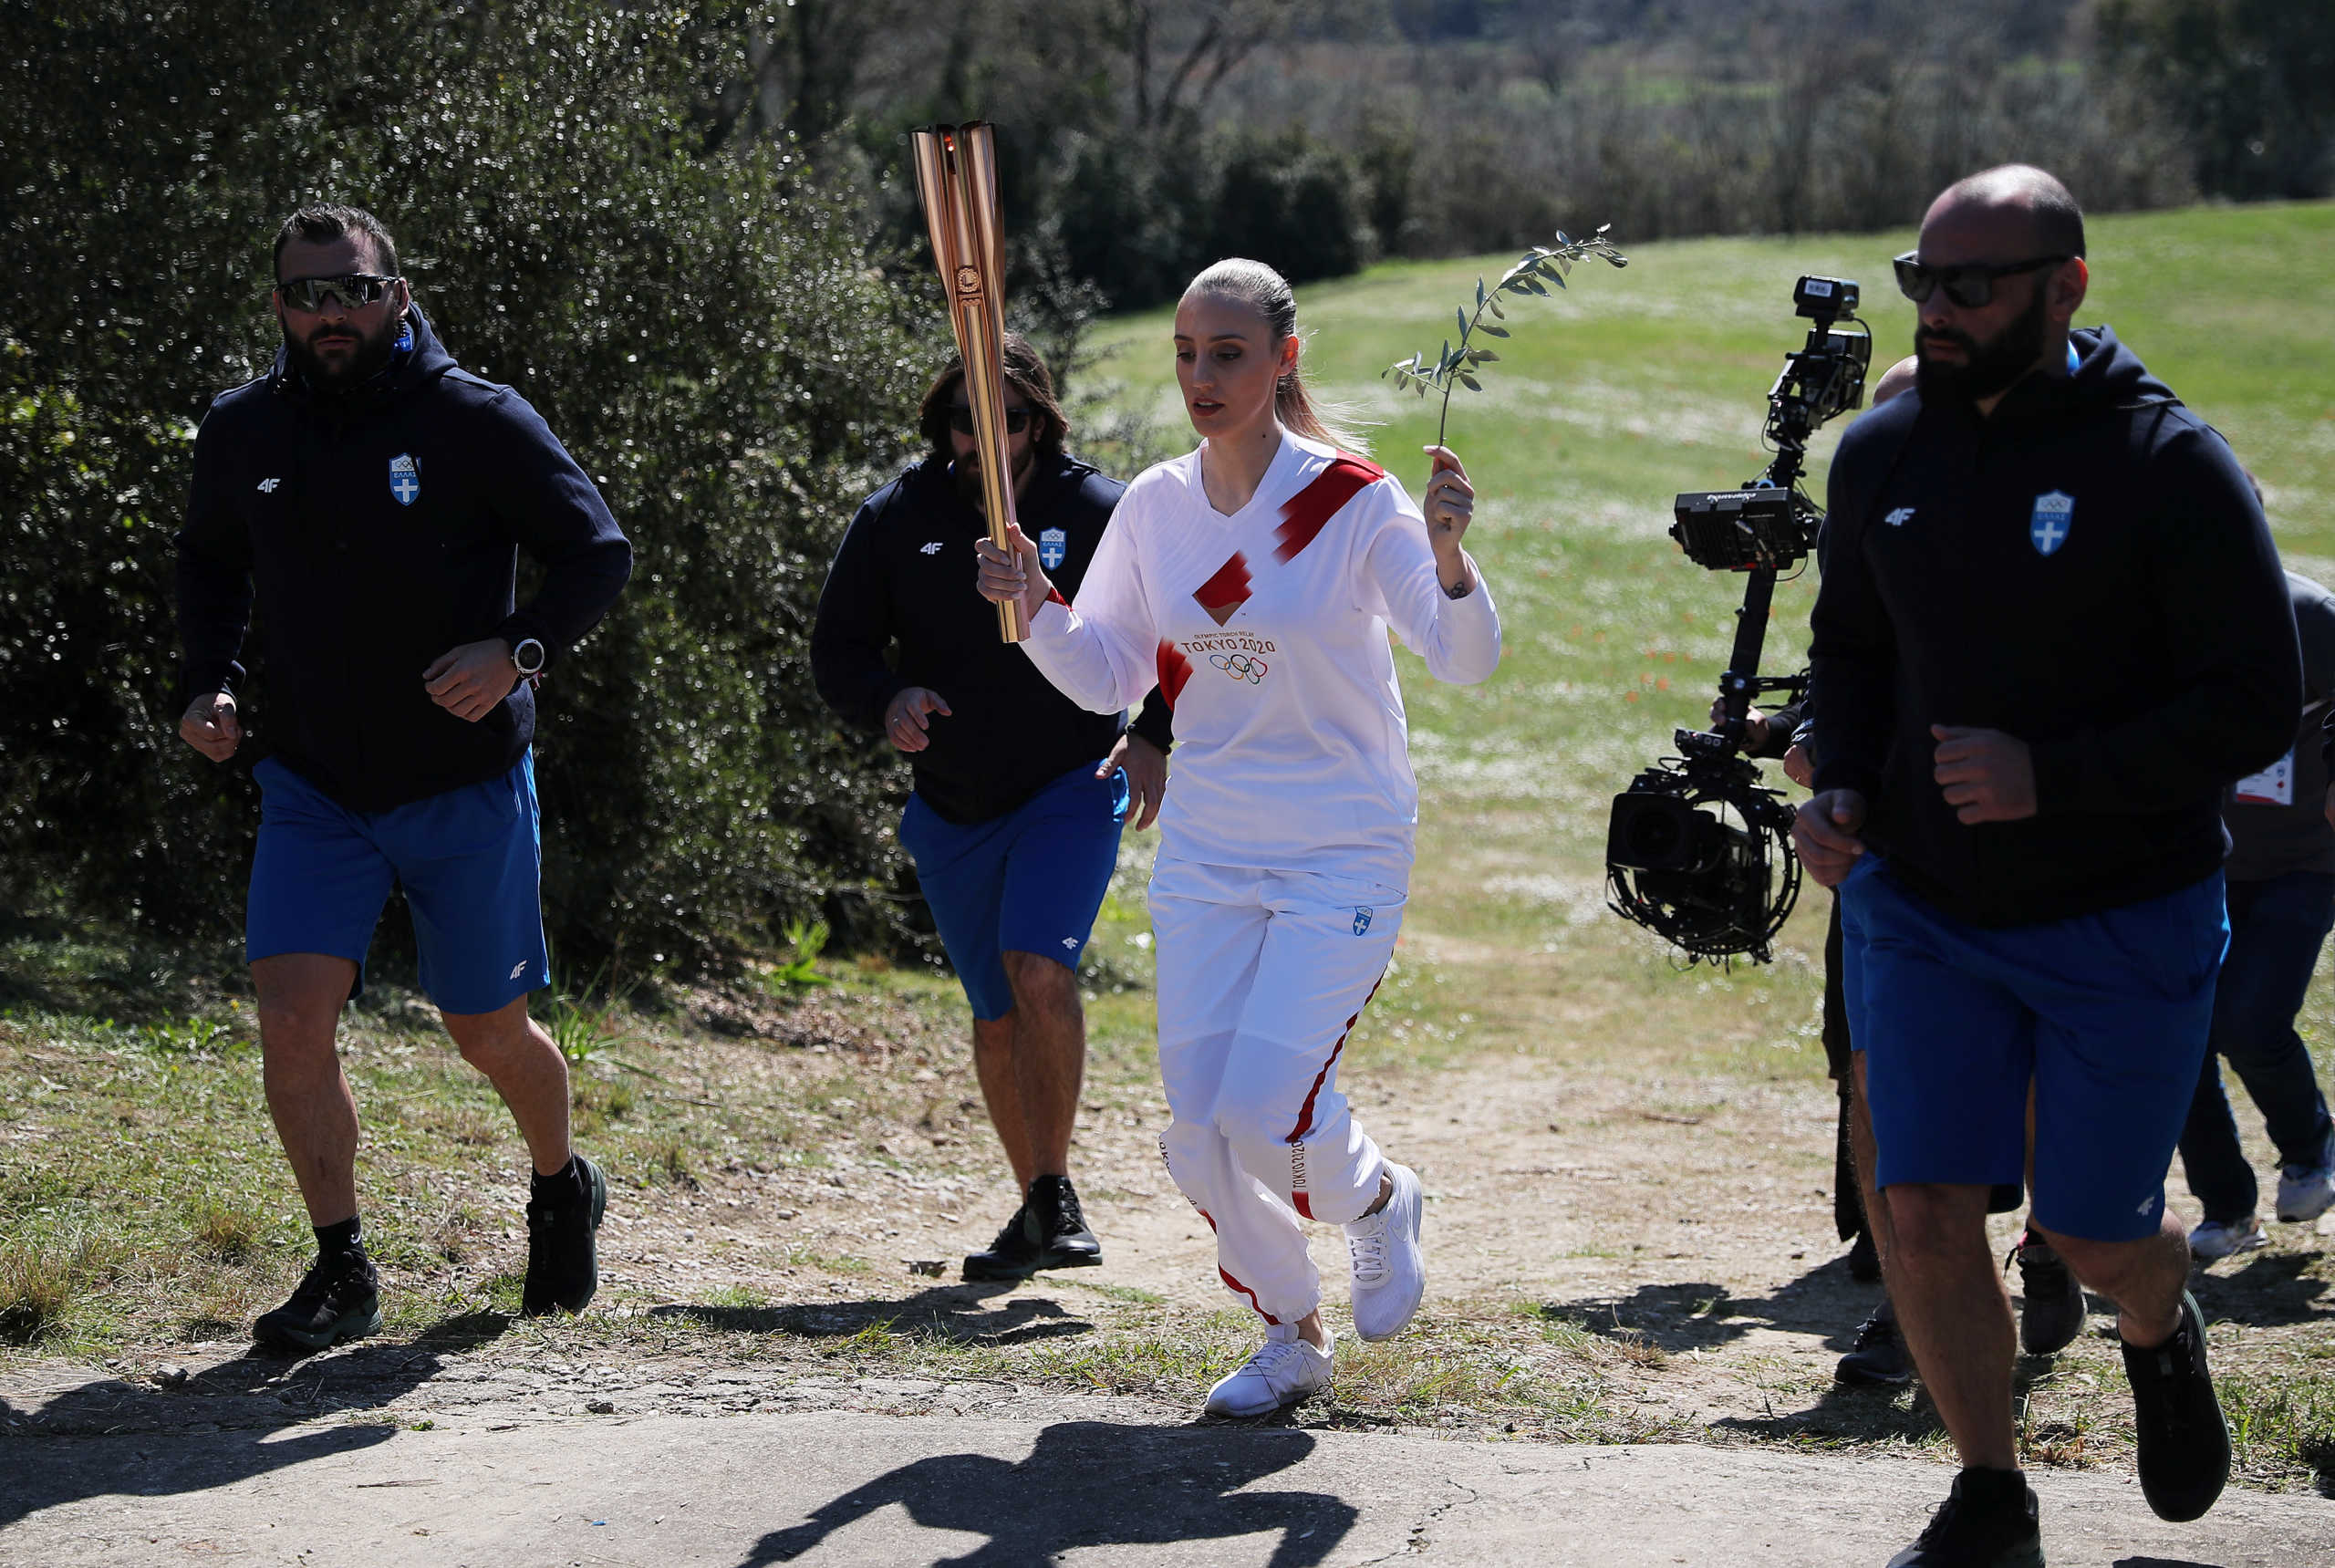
[
  {"left": 1345, "top": 1162, "right": 1425, "bottom": 1342},
  {"left": 2188, "top": 1216, "right": 2268, "bottom": 1262},
  {"left": 2276, "top": 1155, "right": 2335, "bottom": 1225},
  {"left": 1203, "top": 1323, "right": 1334, "bottom": 1417}
]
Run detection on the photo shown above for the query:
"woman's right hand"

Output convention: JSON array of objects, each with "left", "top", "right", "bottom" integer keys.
[{"left": 973, "top": 522, "right": 1053, "bottom": 630}]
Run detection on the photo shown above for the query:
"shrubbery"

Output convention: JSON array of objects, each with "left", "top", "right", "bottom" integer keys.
[{"left": 1, "top": 1, "right": 938, "bottom": 972}]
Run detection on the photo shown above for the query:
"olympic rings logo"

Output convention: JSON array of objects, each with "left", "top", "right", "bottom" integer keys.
[{"left": 1210, "top": 652, "right": 1268, "bottom": 683}]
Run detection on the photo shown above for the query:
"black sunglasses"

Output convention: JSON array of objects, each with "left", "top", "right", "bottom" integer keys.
[
  {"left": 947, "top": 403, "right": 1032, "bottom": 437},
  {"left": 1892, "top": 252, "right": 2070, "bottom": 310},
  {"left": 276, "top": 273, "right": 400, "bottom": 313}
]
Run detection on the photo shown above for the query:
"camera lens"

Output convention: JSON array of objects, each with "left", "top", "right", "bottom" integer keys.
[{"left": 1627, "top": 809, "right": 1685, "bottom": 863}]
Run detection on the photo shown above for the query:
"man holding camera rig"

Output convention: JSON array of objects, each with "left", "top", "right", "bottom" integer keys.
[{"left": 1798, "top": 165, "right": 2297, "bottom": 1565}]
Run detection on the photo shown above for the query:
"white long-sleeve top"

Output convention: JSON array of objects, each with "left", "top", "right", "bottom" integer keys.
[{"left": 1021, "top": 430, "right": 1500, "bottom": 887}]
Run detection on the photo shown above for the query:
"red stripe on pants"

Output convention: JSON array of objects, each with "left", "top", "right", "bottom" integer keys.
[
  {"left": 1218, "top": 1266, "right": 1280, "bottom": 1324},
  {"left": 1286, "top": 974, "right": 1385, "bottom": 1145}
]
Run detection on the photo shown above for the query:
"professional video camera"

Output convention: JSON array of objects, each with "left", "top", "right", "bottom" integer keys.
[{"left": 1607, "top": 277, "right": 1871, "bottom": 963}]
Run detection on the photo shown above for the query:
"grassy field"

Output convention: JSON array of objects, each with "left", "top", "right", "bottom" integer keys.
[{"left": 6, "top": 201, "right": 2334, "bottom": 1488}]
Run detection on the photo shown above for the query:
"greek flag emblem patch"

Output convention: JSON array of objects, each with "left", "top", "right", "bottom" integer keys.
[
  {"left": 1038, "top": 528, "right": 1068, "bottom": 570},
  {"left": 2029, "top": 490, "right": 2073, "bottom": 556},
  {"left": 1353, "top": 908, "right": 1374, "bottom": 937},
  {"left": 389, "top": 453, "right": 420, "bottom": 506}
]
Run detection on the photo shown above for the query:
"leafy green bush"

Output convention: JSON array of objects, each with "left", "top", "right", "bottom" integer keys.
[{"left": 1, "top": 1, "right": 935, "bottom": 972}]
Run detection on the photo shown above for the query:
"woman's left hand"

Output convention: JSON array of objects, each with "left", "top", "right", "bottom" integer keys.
[{"left": 1423, "top": 444, "right": 1477, "bottom": 595}]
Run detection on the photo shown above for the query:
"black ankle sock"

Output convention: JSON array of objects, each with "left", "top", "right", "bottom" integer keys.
[
  {"left": 1956, "top": 1466, "right": 2029, "bottom": 1506},
  {"left": 315, "top": 1216, "right": 363, "bottom": 1258},
  {"left": 531, "top": 1155, "right": 586, "bottom": 1207},
  {"left": 314, "top": 1217, "right": 369, "bottom": 1282}
]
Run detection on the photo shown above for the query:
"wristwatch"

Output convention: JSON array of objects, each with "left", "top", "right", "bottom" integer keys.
[{"left": 511, "top": 637, "right": 547, "bottom": 677}]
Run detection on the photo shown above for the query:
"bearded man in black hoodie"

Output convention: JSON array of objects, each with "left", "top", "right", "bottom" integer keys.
[
  {"left": 176, "top": 205, "right": 632, "bottom": 1351},
  {"left": 1798, "top": 166, "right": 2297, "bottom": 1566}
]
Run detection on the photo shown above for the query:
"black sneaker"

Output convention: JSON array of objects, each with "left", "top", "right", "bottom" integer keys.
[
  {"left": 962, "top": 1177, "right": 1104, "bottom": 1282},
  {"left": 2122, "top": 1289, "right": 2230, "bottom": 1522},
  {"left": 2012, "top": 1232, "right": 2087, "bottom": 1356},
  {"left": 963, "top": 1202, "right": 1040, "bottom": 1282},
  {"left": 522, "top": 1154, "right": 607, "bottom": 1317},
  {"left": 1026, "top": 1174, "right": 1103, "bottom": 1272},
  {"left": 1887, "top": 1467, "right": 2044, "bottom": 1567},
  {"left": 1837, "top": 1299, "right": 1915, "bottom": 1387},
  {"left": 1848, "top": 1226, "right": 1883, "bottom": 1282},
  {"left": 253, "top": 1249, "right": 381, "bottom": 1354}
]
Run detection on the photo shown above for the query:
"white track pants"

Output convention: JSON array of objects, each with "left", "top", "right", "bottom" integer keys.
[{"left": 1150, "top": 856, "right": 1403, "bottom": 1324}]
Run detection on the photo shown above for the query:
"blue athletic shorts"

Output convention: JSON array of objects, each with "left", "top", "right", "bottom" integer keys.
[
  {"left": 1838, "top": 854, "right": 2226, "bottom": 1241},
  {"left": 247, "top": 753, "right": 551, "bottom": 1015},
  {"left": 898, "top": 761, "right": 1128, "bottom": 1022}
]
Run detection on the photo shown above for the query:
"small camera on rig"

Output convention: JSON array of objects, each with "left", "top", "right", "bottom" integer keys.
[
  {"left": 1665, "top": 278, "right": 1868, "bottom": 580},
  {"left": 1770, "top": 275, "right": 1872, "bottom": 443},
  {"left": 1794, "top": 275, "right": 1858, "bottom": 320},
  {"left": 1609, "top": 276, "right": 1871, "bottom": 965}
]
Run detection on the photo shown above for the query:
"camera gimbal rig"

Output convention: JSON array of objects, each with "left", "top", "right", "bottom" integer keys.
[{"left": 1605, "top": 276, "right": 1871, "bottom": 962}]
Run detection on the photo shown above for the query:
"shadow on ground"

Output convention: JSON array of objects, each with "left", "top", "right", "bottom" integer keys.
[
  {"left": 649, "top": 1280, "right": 1095, "bottom": 1347},
  {"left": 737, "top": 1419, "right": 1354, "bottom": 1566},
  {"left": 2192, "top": 1251, "right": 2330, "bottom": 1329},
  {"left": 0, "top": 1310, "right": 510, "bottom": 1532},
  {"left": 1540, "top": 1252, "right": 1885, "bottom": 1355}
]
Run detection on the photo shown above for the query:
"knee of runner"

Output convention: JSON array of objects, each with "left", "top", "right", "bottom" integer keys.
[
  {"left": 441, "top": 1005, "right": 536, "bottom": 1067},
  {"left": 2031, "top": 1221, "right": 2165, "bottom": 1285},
  {"left": 1156, "top": 1120, "right": 1215, "bottom": 1196},
  {"left": 1001, "top": 948, "right": 1080, "bottom": 1002},
  {"left": 1213, "top": 1099, "right": 1299, "bottom": 1162},
  {"left": 254, "top": 999, "right": 343, "bottom": 1059},
  {"left": 2208, "top": 1002, "right": 2292, "bottom": 1060},
  {"left": 1880, "top": 1184, "right": 1987, "bottom": 1257}
]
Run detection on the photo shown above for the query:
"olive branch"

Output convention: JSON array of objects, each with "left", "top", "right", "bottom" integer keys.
[{"left": 1383, "top": 225, "right": 1628, "bottom": 450}]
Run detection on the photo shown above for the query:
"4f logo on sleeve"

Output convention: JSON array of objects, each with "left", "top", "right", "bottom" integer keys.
[
  {"left": 1038, "top": 528, "right": 1068, "bottom": 570},
  {"left": 2029, "top": 490, "right": 2073, "bottom": 556},
  {"left": 1352, "top": 907, "right": 1374, "bottom": 937},
  {"left": 389, "top": 453, "right": 420, "bottom": 506}
]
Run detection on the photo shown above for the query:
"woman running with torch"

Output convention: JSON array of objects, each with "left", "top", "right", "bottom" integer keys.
[{"left": 976, "top": 257, "right": 1500, "bottom": 1417}]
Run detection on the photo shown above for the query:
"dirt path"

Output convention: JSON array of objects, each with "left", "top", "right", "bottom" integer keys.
[{"left": 6, "top": 955, "right": 2332, "bottom": 1502}]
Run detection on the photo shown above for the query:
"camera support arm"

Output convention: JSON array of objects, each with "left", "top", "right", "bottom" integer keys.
[{"left": 1705, "top": 567, "right": 1780, "bottom": 754}]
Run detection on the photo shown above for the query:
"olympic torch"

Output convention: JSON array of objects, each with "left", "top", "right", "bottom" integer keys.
[{"left": 910, "top": 121, "right": 1023, "bottom": 642}]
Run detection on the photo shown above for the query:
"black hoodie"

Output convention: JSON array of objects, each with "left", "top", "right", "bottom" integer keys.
[
  {"left": 175, "top": 307, "right": 632, "bottom": 813},
  {"left": 1811, "top": 325, "right": 2298, "bottom": 927},
  {"left": 811, "top": 454, "right": 1172, "bottom": 826}
]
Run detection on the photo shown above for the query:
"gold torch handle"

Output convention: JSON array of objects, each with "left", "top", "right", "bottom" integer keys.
[{"left": 909, "top": 122, "right": 1023, "bottom": 643}]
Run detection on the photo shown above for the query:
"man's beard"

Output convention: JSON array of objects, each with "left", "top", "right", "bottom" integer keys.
[
  {"left": 951, "top": 442, "right": 1037, "bottom": 514},
  {"left": 1915, "top": 282, "right": 2050, "bottom": 405},
  {"left": 283, "top": 309, "right": 402, "bottom": 391}
]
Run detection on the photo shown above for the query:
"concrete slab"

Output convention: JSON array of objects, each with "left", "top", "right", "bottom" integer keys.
[{"left": 5, "top": 1404, "right": 2329, "bottom": 1567}]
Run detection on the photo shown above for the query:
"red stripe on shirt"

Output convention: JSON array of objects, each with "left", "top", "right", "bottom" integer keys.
[
  {"left": 1157, "top": 639, "right": 1194, "bottom": 708},
  {"left": 1273, "top": 454, "right": 1383, "bottom": 564},
  {"left": 1285, "top": 972, "right": 1385, "bottom": 1144}
]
